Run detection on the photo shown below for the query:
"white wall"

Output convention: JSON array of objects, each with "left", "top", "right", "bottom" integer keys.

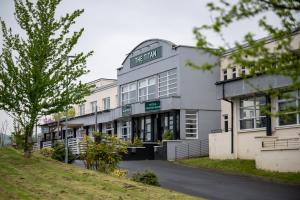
[
  {"left": 256, "top": 148, "right": 300, "bottom": 172},
  {"left": 209, "top": 132, "right": 235, "bottom": 159}
]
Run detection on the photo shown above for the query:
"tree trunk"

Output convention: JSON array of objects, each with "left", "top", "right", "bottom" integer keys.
[{"left": 23, "top": 123, "right": 34, "bottom": 158}]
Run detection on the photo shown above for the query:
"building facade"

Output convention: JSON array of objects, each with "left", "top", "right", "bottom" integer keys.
[
  {"left": 40, "top": 78, "right": 118, "bottom": 142},
  {"left": 40, "top": 39, "right": 221, "bottom": 159},
  {"left": 209, "top": 31, "right": 300, "bottom": 172},
  {"left": 116, "top": 39, "right": 220, "bottom": 142}
]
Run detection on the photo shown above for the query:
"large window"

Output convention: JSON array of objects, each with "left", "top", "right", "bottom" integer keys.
[
  {"left": 91, "top": 101, "right": 97, "bottom": 113},
  {"left": 278, "top": 91, "right": 299, "bottom": 126},
  {"left": 240, "top": 96, "right": 266, "bottom": 129},
  {"left": 121, "top": 121, "right": 131, "bottom": 140},
  {"left": 104, "top": 123, "right": 114, "bottom": 135},
  {"left": 232, "top": 67, "right": 237, "bottom": 79},
  {"left": 121, "top": 82, "right": 137, "bottom": 105},
  {"left": 79, "top": 104, "right": 85, "bottom": 115},
  {"left": 103, "top": 97, "right": 110, "bottom": 110},
  {"left": 138, "top": 76, "right": 156, "bottom": 101},
  {"left": 185, "top": 110, "right": 198, "bottom": 139},
  {"left": 158, "top": 69, "right": 177, "bottom": 97},
  {"left": 223, "top": 69, "right": 228, "bottom": 81}
]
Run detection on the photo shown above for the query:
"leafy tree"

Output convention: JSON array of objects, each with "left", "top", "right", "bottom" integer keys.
[
  {"left": 0, "top": 0, "right": 93, "bottom": 158},
  {"left": 190, "top": 0, "right": 300, "bottom": 94}
]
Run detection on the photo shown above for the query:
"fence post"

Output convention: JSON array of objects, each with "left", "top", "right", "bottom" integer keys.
[{"left": 199, "top": 140, "right": 202, "bottom": 155}]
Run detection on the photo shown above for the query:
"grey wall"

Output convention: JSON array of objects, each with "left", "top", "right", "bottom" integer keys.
[
  {"left": 178, "top": 47, "right": 220, "bottom": 110},
  {"left": 217, "top": 75, "right": 294, "bottom": 99},
  {"left": 198, "top": 110, "right": 221, "bottom": 140}
]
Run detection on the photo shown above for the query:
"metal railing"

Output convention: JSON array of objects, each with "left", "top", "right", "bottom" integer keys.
[
  {"left": 175, "top": 139, "right": 208, "bottom": 160},
  {"left": 262, "top": 138, "right": 300, "bottom": 149}
]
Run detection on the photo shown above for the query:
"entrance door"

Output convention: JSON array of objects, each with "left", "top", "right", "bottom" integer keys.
[{"left": 145, "top": 116, "right": 151, "bottom": 142}]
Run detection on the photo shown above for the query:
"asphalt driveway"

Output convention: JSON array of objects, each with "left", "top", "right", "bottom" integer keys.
[{"left": 118, "top": 160, "right": 300, "bottom": 200}]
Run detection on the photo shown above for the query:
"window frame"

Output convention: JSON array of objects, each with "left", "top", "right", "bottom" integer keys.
[
  {"left": 223, "top": 69, "right": 228, "bottom": 81},
  {"left": 138, "top": 76, "right": 157, "bottom": 102},
  {"left": 239, "top": 96, "right": 267, "bottom": 130},
  {"left": 102, "top": 97, "right": 110, "bottom": 110},
  {"left": 121, "top": 82, "right": 137, "bottom": 105},
  {"left": 185, "top": 110, "right": 198, "bottom": 139},
  {"left": 121, "top": 121, "right": 131, "bottom": 141},
  {"left": 277, "top": 90, "right": 300, "bottom": 127},
  {"left": 90, "top": 101, "right": 97, "bottom": 113},
  {"left": 79, "top": 104, "right": 85, "bottom": 116},
  {"left": 158, "top": 69, "right": 177, "bottom": 98},
  {"left": 232, "top": 67, "right": 236, "bottom": 79}
]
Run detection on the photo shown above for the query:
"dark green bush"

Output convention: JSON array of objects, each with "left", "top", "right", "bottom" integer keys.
[
  {"left": 52, "top": 142, "right": 75, "bottom": 164},
  {"left": 131, "top": 170, "right": 160, "bottom": 186},
  {"left": 162, "top": 129, "right": 173, "bottom": 140}
]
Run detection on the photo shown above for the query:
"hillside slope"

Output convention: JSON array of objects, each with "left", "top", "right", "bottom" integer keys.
[{"left": 0, "top": 148, "right": 201, "bottom": 200}]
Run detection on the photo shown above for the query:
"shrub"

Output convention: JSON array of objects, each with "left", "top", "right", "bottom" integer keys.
[
  {"left": 79, "top": 135, "right": 128, "bottom": 173},
  {"left": 93, "top": 131, "right": 104, "bottom": 144},
  {"left": 132, "top": 136, "right": 143, "bottom": 147},
  {"left": 131, "top": 170, "right": 160, "bottom": 186},
  {"left": 40, "top": 147, "right": 54, "bottom": 158},
  {"left": 110, "top": 169, "right": 128, "bottom": 178},
  {"left": 162, "top": 129, "right": 173, "bottom": 140},
  {"left": 51, "top": 142, "right": 76, "bottom": 164}
]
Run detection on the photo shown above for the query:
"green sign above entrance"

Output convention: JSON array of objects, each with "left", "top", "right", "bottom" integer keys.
[
  {"left": 145, "top": 101, "right": 160, "bottom": 112},
  {"left": 130, "top": 46, "right": 162, "bottom": 67},
  {"left": 122, "top": 104, "right": 132, "bottom": 116}
]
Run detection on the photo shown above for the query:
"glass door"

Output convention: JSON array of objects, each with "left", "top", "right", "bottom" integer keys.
[{"left": 145, "top": 116, "right": 151, "bottom": 141}]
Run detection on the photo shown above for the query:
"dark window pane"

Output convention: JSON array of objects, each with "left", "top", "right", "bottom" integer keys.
[
  {"left": 240, "top": 119, "right": 254, "bottom": 129},
  {"left": 279, "top": 114, "right": 297, "bottom": 126},
  {"left": 256, "top": 117, "right": 266, "bottom": 128}
]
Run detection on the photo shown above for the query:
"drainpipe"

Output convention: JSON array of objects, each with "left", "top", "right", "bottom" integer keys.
[
  {"left": 266, "top": 95, "right": 272, "bottom": 136},
  {"left": 222, "top": 84, "right": 234, "bottom": 154}
]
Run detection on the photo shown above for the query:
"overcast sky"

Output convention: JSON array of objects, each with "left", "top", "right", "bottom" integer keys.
[{"left": 0, "top": 0, "right": 281, "bottom": 133}]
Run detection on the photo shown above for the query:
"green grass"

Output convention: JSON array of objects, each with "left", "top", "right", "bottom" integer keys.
[
  {"left": 176, "top": 157, "right": 300, "bottom": 185},
  {"left": 0, "top": 148, "right": 203, "bottom": 200}
]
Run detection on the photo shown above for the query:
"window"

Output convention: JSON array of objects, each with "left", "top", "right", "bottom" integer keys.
[
  {"left": 158, "top": 69, "right": 177, "bottom": 97},
  {"left": 232, "top": 67, "right": 236, "bottom": 79},
  {"left": 241, "top": 66, "right": 246, "bottom": 76},
  {"left": 103, "top": 97, "right": 110, "bottom": 110},
  {"left": 121, "top": 82, "right": 137, "bottom": 105},
  {"left": 240, "top": 96, "right": 266, "bottom": 129},
  {"left": 79, "top": 104, "right": 85, "bottom": 115},
  {"left": 104, "top": 123, "right": 113, "bottom": 135},
  {"left": 185, "top": 110, "right": 198, "bottom": 139},
  {"left": 278, "top": 91, "right": 299, "bottom": 126},
  {"left": 138, "top": 76, "right": 156, "bottom": 101},
  {"left": 223, "top": 69, "right": 228, "bottom": 80},
  {"left": 91, "top": 101, "right": 97, "bottom": 113},
  {"left": 223, "top": 115, "right": 229, "bottom": 132},
  {"left": 121, "top": 121, "right": 131, "bottom": 140},
  {"left": 145, "top": 116, "right": 152, "bottom": 141}
]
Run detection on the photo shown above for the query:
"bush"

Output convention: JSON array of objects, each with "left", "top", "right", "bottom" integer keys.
[
  {"left": 40, "top": 147, "right": 54, "bottom": 158},
  {"left": 79, "top": 135, "right": 128, "bottom": 173},
  {"left": 110, "top": 169, "right": 128, "bottom": 178},
  {"left": 51, "top": 142, "right": 76, "bottom": 164},
  {"left": 131, "top": 136, "right": 143, "bottom": 147},
  {"left": 162, "top": 129, "right": 173, "bottom": 140},
  {"left": 131, "top": 170, "right": 160, "bottom": 186}
]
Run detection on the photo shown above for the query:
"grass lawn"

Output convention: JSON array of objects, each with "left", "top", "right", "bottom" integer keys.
[
  {"left": 176, "top": 157, "right": 300, "bottom": 185},
  {"left": 0, "top": 148, "right": 202, "bottom": 200}
]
